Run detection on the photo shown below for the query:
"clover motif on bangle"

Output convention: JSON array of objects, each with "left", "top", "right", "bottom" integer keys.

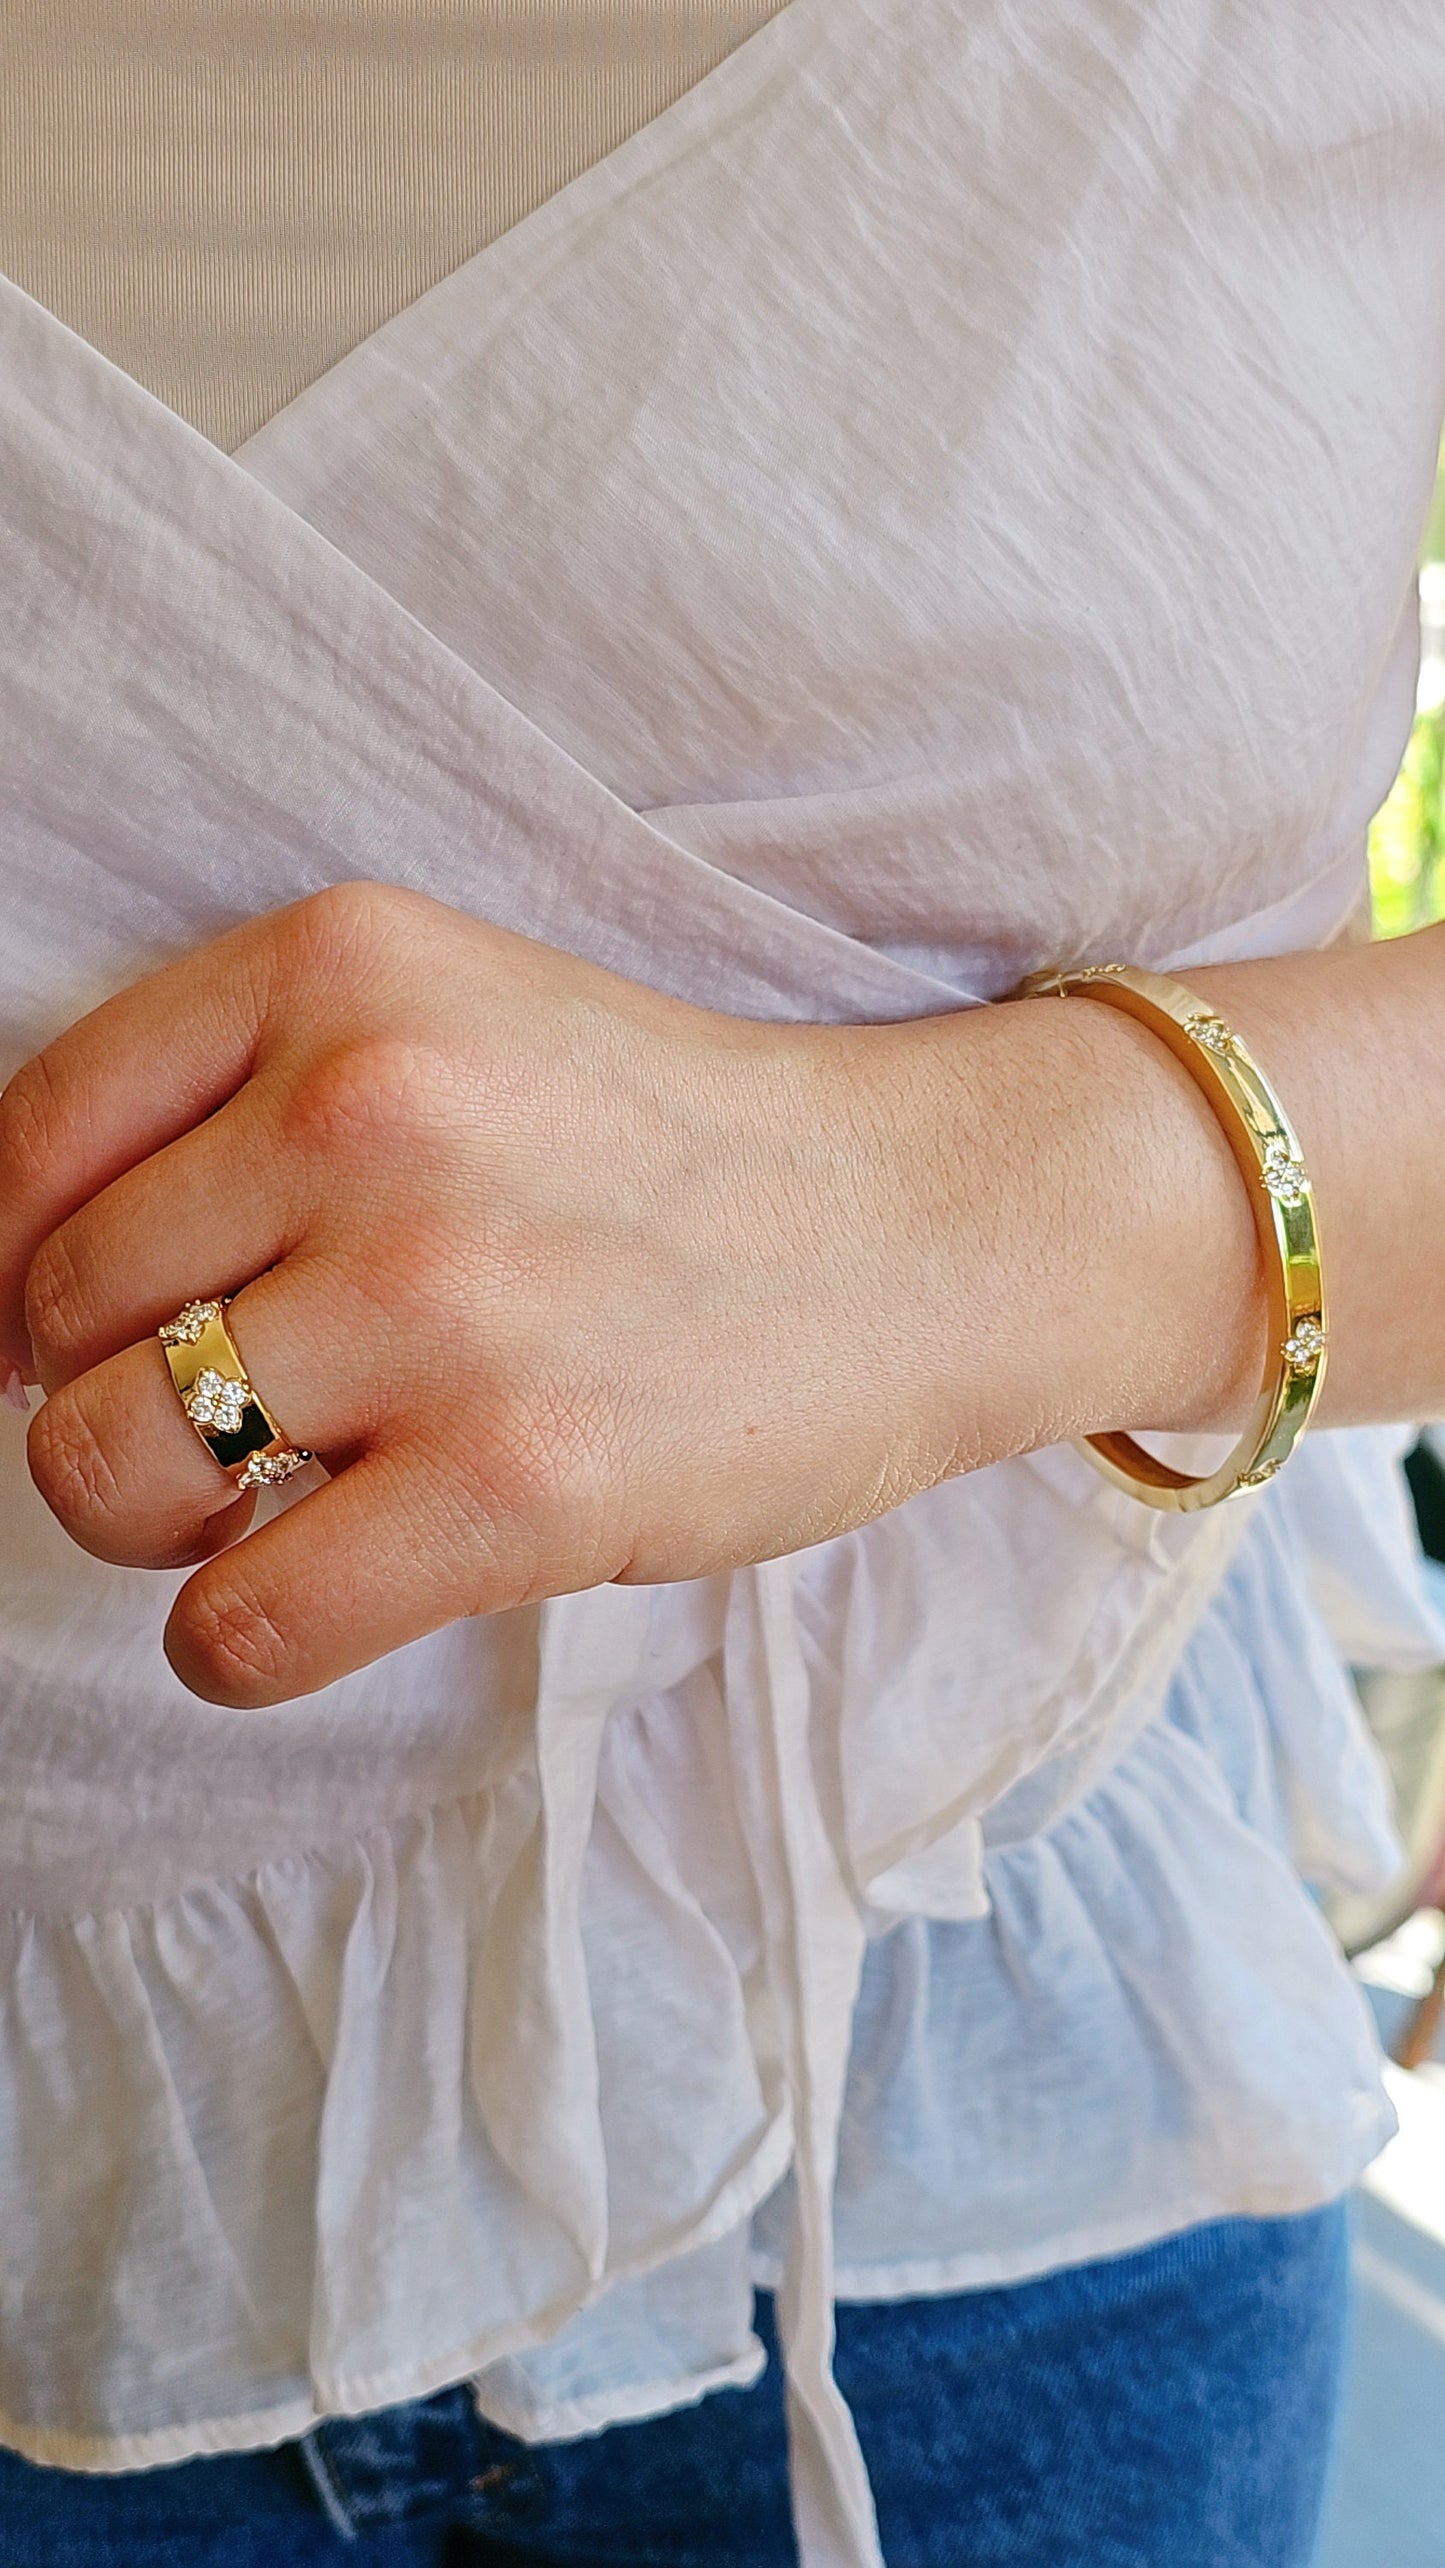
[
  {"left": 1260, "top": 1134, "right": 1311, "bottom": 1208},
  {"left": 1183, "top": 1010, "right": 1238, "bottom": 1059},
  {"left": 1282, "top": 1315, "right": 1326, "bottom": 1377}
]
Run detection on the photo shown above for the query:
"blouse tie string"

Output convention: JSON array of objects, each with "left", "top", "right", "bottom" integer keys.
[
  {"left": 726, "top": 1554, "right": 882, "bottom": 2568},
  {"left": 468, "top": 1581, "right": 657, "bottom": 2288}
]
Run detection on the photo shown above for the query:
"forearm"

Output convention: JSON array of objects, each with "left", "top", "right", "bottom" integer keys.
[{"left": 835, "top": 920, "right": 1445, "bottom": 1477}]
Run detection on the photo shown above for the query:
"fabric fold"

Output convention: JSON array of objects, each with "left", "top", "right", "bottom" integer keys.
[
  {"left": 0, "top": 269, "right": 973, "bottom": 1095},
  {"left": 726, "top": 1558, "right": 880, "bottom": 2568},
  {"left": 467, "top": 1585, "right": 656, "bottom": 2283},
  {"left": 0, "top": 1423, "right": 1431, "bottom": 2493},
  {"left": 3, "top": 7, "right": 1445, "bottom": 2562}
]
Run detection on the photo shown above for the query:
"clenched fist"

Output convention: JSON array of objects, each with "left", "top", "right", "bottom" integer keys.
[{"left": 0, "top": 882, "right": 1004, "bottom": 1706}]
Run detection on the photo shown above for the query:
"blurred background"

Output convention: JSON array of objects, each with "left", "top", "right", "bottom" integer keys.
[
  {"left": 1369, "top": 444, "right": 1445, "bottom": 936},
  {"left": 1313, "top": 443, "right": 1445, "bottom": 2568}
]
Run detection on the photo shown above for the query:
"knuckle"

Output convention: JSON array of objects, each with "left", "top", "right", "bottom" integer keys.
[
  {"left": 459, "top": 1379, "right": 624, "bottom": 1590},
  {"left": 23, "top": 1230, "right": 88, "bottom": 1371},
  {"left": 285, "top": 879, "right": 416, "bottom": 979},
  {"left": 27, "top": 1390, "right": 125, "bottom": 1535},
  {"left": 0, "top": 1052, "right": 65, "bottom": 1199},
  {"left": 171, "top": 1574, "right": 294, "bottom": 1704},
  {"left": 280, "top": 1033, "right": 438, "bottom": 1163}
]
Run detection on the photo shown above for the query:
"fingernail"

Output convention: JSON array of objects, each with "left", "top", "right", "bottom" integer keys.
[{"left": 1, "top": 1360, "right": 32, "bottom": 1414}]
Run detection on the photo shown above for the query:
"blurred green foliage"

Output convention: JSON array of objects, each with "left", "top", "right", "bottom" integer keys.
[
  {"left": 1424, "top": 451, "right": 1445, "bottom": 563},
  {"left": 1371, "top": 703, "right": 1445, "bottom": 937},
  {"left": 1369, "top": 440, "right": 1445, "bottom": 937}
]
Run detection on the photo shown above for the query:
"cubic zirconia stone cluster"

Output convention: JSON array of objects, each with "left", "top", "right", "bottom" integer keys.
[
  {"left": 183, "top": 1367, "right": 250, "bottom": 1437},
  {"left": 1184, "top": 1010, "right": 1236, "bottom": 1058},
  {"left": 236, "top": 1448, "right": 309, "bottom": 1493},
  {"left": 159, "top": 1299, "right": 222, "bottom": 1347},
  {"left": 1283, "top": 1315, "right": 1326, "bottom": 1376},
  {"left": 1260, "top": 1135, "right": 1311, "bottom": 1207}
]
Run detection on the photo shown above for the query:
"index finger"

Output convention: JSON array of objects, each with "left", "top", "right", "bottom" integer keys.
[{"left": 0, "top": 889, "right": 338, "bottom": 1372}]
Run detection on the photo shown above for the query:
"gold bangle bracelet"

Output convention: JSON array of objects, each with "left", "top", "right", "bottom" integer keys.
[{"left": 1015, "top": 962, "right": 1327, "bottom": 1511}]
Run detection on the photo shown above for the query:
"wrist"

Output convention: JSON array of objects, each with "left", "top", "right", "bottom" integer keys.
[
  {"left": 1183, "top": 925, "right": 1445, "bottom": 1432},
  {"left": 821, "top": 988, "right": 1270, "bottom": 1481}
]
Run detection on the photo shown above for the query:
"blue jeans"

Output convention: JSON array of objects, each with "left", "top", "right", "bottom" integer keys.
[{"left": 0, "top": 2205, "right": 1349, "bottom": 2567}]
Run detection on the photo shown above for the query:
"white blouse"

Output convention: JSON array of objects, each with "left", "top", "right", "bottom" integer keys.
[{"left": 3, "top": 4, "right": 1445, "bottom": 2563}]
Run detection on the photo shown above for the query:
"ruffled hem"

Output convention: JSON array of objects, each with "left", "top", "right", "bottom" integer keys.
[
  {"left": 806, "top": 2169, "right": 1385, "bottom": 2304},
  {"left": 0, "top": 2128, "right": 789, "bottom": 2475},
  {"left": 0, "top": 1755, "right": 792, "bottom": 2467},
  {"left": 745, "top": 1427, "right": 1439, "bottom": 2312},
  {"left": 0, "top": 2396, "right": 326, "bottom": 2479},
  {"left": 0, "top": 1426, "right": 1437, "bottom": 2486}
]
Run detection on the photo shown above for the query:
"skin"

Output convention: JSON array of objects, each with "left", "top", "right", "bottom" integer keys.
[{"left": 0, "top": 879, "right": 1440, "bottom": 1710}]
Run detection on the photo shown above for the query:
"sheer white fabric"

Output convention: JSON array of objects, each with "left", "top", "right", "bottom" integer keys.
[{"left": 3, "top": 4, "right": 1445, "bottom": 2563}]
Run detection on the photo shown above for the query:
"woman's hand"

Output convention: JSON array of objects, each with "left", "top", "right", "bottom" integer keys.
[
  {"left": 16, "top": 874, "right": 1429, "bottom": 1718},
  {"left": 0, "top": 882, "right": 1004, "bottom": 1706}
]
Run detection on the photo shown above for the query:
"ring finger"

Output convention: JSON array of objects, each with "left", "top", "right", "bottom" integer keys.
[{"left": 26, "top": 1257, "right": 363, "bottom": 1570}]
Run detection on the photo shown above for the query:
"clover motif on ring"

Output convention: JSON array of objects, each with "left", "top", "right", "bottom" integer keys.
[{"left": 184, "top": 1367, "right": 251, "bottom": 1437}]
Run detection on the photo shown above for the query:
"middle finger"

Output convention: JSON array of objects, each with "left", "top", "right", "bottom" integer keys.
[{"left": 21, "top": 1073, "right": 305, "bottom": 1395}]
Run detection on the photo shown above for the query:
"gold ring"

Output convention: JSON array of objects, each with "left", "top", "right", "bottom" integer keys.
[{"left": 158, "top": 1299, "right": 313, "bottom": 1493}]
